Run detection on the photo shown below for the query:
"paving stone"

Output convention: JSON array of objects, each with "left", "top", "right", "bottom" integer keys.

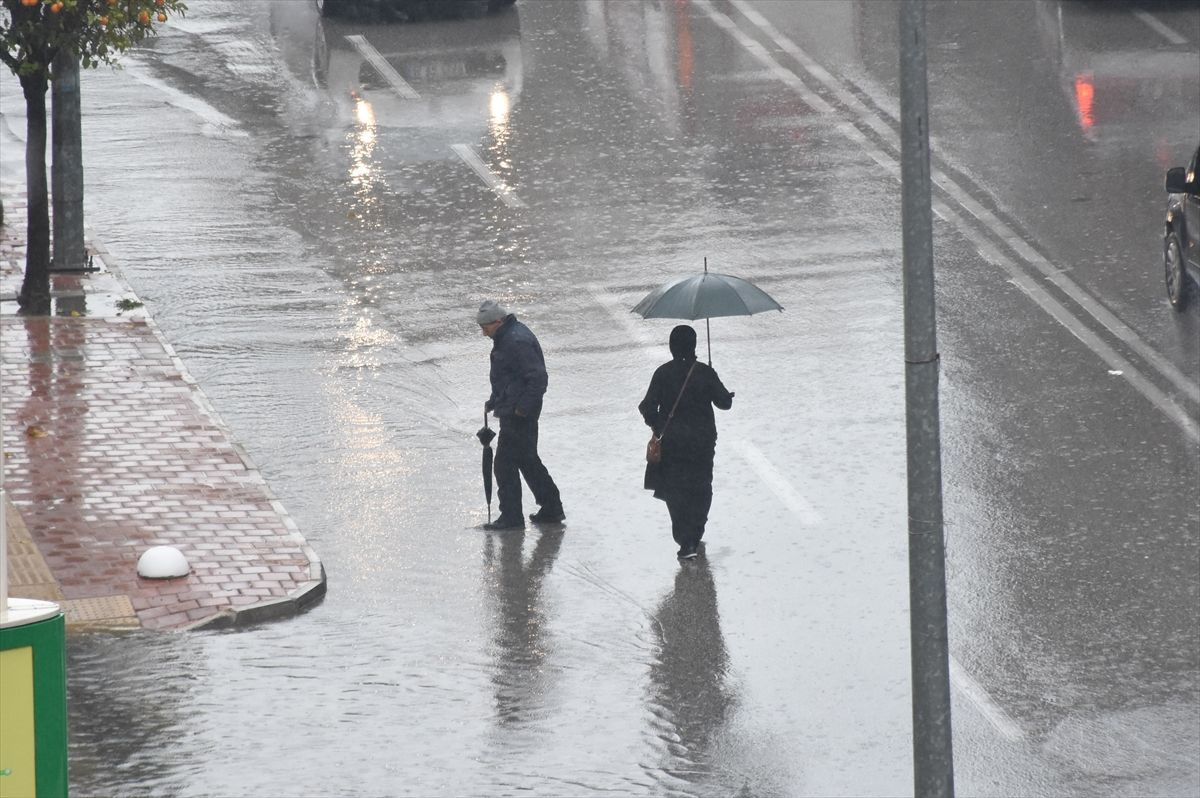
[{"left": 2, "top": 182, "right": 325, "bottom": 631}]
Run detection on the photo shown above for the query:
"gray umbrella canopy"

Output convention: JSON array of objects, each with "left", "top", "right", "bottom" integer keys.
[
  {"left": 631, "top": 272, "right": 783, "bottom": 319},
  {"left": 631, "top": 264, "right": 783, "bottom": 363}
]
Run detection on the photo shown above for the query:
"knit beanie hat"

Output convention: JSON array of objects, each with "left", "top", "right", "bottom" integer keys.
[{"left": 476, "top": 300, "right": 507, "bottom": 326}]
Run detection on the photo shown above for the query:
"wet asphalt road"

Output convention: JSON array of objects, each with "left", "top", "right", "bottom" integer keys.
[{"left": 1, "top": 0, "right": 1197, "bottom": 795}]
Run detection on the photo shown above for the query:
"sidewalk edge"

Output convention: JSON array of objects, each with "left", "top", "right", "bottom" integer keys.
[
  {"left": 183, "top": 562, "right": 328, "bottom": 631},
  {"left": 87, "top": 236, "right": 328, "bottom": 631}
]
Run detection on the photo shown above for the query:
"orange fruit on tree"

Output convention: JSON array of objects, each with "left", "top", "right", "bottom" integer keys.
[
  {"left": 138, "top": 9, "right": 150, "bottom": 23},
  {"left": 98, "top": 15, "right": 108, "bottom": 25},
  {"left": 156, "top": 11, "right": 167, "bottom": 21},
  {"left": 50, "top": 2, "right": 63, "bottom": 11}
]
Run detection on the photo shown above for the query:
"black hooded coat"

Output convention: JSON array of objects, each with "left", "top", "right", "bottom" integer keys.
[{"left": 638, "top": 326, "right": 734, "bottom": 500}]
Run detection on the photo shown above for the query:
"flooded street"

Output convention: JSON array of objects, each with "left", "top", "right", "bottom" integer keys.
[{"left": 1, "top": 0, "right": 1196, "bottom": 795}]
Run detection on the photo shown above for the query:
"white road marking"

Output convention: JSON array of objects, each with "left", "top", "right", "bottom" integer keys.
[
  {"left": 700, "top": 0, "right": 1080, "bottom": 749},
  {"left": 700, "top": 0, "right": 831, "bottom": 113},
  {"left": 344, "top": 35, "right": 420, "bottom": 100},
  {"left": 949, "top": 656, "right": 1026, "bottom": 741},
  {"left": 700, "top": 0, "right": 1200, "bottom": 443},
  {"left": 816, "top": 111, "right": 1199, "bottom": 443},
  {"left": 591, "top": 286, "right": 824, "bottom": 527},
  {"left": 1131, "top": 9, "right": 1188, "bottom": 45},
  {"left": 592, "top": 284, "right": 660, "bottom": 352},
  {"left": 732, "top": 440, "right": 823, "bottom": 526},
  {"left": 934, "top": 196, "right": 1200, "bottom": 443},
  {"left": 452, "top": 144, "right": 527, "bottom": 209},
  {"left": 931, "top": 175, "right": 1200, "bottom": 408},
  {"left": 119, "top": 59, "right": 246, "bottom": 136}
]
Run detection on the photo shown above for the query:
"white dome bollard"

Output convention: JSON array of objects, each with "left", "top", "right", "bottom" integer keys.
[{"left": 137, "top": 546, "right": 190, "bottom": 579}]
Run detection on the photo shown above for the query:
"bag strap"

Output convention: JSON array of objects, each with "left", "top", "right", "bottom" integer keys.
[{"left": 655, "top": 361, "right": 698, "bottom": 441}]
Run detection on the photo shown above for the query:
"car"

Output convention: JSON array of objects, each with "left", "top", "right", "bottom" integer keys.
[
  {"left": 1034, "top": 1, "right": 1200, "bottom": 153},
  {"left": 318, "top": 0, "right": 515, "bottom": 22},
  {"left": 1164, "top": 146, "right": 1200, "bottom": 310},
  {"left": 313, "top": 0, "right": 523, "bottom": 163}
]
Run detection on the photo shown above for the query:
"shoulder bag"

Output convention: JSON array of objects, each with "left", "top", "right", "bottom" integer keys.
[{"left": 646, "top": 362, "right": 697, "bottom": 464}]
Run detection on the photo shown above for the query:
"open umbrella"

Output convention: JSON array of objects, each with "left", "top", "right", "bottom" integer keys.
[
  {"left": 476, "top": 412, "right": 496, "bottom": 524},
  {"left": 631, "top": 258, "right": 783, "bottom": 363}
]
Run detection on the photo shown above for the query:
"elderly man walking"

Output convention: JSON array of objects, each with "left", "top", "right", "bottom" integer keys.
[{"left": 477, "top": 300, "right": 564, "bottom": 530}]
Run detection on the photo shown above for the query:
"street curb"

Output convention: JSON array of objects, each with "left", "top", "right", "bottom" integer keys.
[
  {"left": 84, "top": 235, "right": 329, "bottom": 631},
  {"left": 182, "top": 560, "right": 328, "bottom": 631}
]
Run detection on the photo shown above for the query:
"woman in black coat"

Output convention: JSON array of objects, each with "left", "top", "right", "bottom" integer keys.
[{"left": 639, "top": 325, "right": 734, "bottom": 560}]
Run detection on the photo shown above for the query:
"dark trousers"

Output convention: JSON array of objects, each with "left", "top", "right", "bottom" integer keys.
[
  {"left": 666, "top": 485, "right": 712, "bottom": 549},
  {"left": 495, "top": 415, "right": 561, "bottom": 519}
]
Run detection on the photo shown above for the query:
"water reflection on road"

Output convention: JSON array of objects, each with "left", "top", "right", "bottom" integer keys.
[
  {"left": 26, "top": 0, "right": 1199, "bottom": 795},
  {"left": 646, "top": 559, "right": 737, "bottom": 794},
  {"left": 485, "top": 527, "right": 564, "bottom": 729}
]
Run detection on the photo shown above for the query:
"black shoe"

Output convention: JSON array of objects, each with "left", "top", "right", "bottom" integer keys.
[
  {"left": 529, "top": 505, "right": 565, "bottom": 523},
  {"left": 484, "top": 515, "right": 525, "bottom": 531},
  {"left": 678, "top": 544, "right": 699, "bottom": 560}
]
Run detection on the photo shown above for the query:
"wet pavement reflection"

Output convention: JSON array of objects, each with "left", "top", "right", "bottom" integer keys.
[
  {"left": 485, "top": 527, "right": 564, "bottom": 728},
  {"left": 2, "top": 0, "right": 1194, "bottom": 794},
  {"left": 646, "top": 559, "right": 736, "bottom": 792}
]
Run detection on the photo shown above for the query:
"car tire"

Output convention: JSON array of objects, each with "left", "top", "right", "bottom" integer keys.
[{"left": 1165, "top": 230, "right": 1189, "bottom": 310}]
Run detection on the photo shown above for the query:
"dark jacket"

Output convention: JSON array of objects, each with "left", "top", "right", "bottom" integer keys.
[
  {"left": 639, "top": 357, "right": 733, "bottom": 498},
  {"left": 487, "top": 315, "right": 549, "bottom": 419},
  {"left": 639, "top": 358, "right": 733, "bottom": 456}
]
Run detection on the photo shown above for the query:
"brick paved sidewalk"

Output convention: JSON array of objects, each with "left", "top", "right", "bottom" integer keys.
[{"left": 1, "top": 185, "right": 325, "bottom": 631}]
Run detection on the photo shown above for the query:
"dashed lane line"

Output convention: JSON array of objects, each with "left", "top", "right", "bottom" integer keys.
[
  {"left": 732, "top": 440, "right": 823, "bottom": 526},
  {"left": 1131, "top": 9, "right": 1188, "bottom": 45},
  {"left": 591, "top": 285, "right": 824, "bottom": 527},
  {"left": 697, "top": 0, "right": 1040, "bottom": 745},
  {"left": 949, "top": 655, "right": 1026, "bottom": 742},
  {"left": 344, "top": 34, "right": 420, "bottom": 100},
  {"left": 452, "top": 144, "right": 527, "bottom": 209}
]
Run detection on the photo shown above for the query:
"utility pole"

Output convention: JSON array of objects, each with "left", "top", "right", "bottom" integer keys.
[
  {"left": 899, "top": 0, "right": 955, "bottom": 795},
  {"left": 52, "top": 48, "right": 87, "bottom": 272}
]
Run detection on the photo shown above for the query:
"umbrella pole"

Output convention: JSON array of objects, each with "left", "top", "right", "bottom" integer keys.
[
  {"left": 706, "top": 317, "right": 712, "bottom": 365},
  {"left": 703, "top": 258, "right": 711, "bottom": 364}
]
